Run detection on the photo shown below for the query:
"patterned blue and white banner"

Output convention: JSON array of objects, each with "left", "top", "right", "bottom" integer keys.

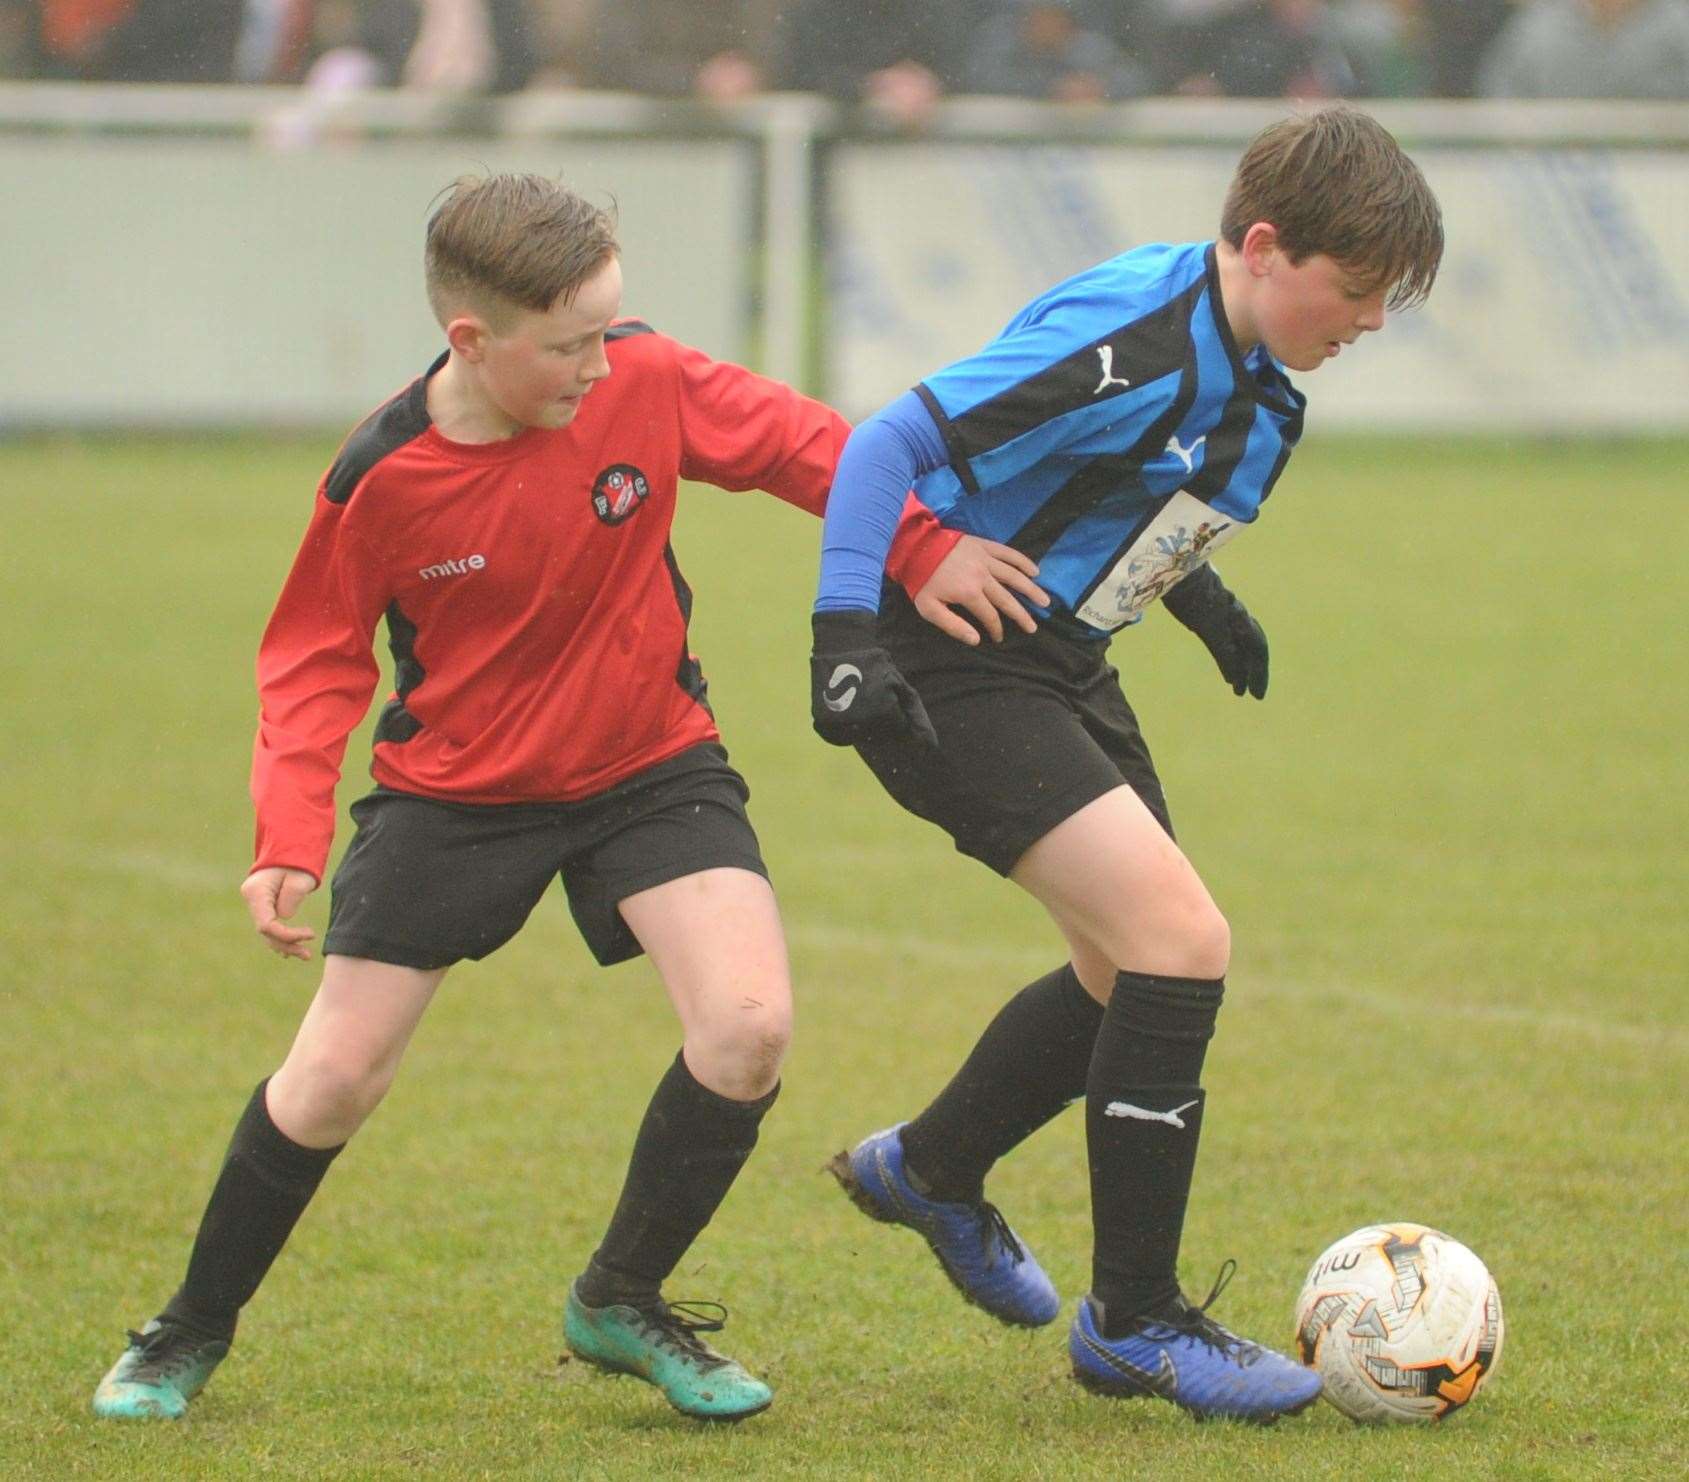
[{"left": 828, "top": 144, "right": 1689, "bottom": 431}]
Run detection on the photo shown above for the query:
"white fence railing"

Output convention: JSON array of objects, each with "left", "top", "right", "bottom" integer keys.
[{"left": 2, "top": 86, "right": 1686, "bottom": 431}]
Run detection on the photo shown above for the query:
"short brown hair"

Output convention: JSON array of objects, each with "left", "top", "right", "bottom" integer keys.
[
  {"left": 1221, "top": 105, "right": 1443, "bottom": 311},
  {"left": 425, "top": 173, "right": 620, "bottom": 329}
]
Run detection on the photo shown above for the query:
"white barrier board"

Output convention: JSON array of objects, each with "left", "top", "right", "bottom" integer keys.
[
  {"left": 828, "top": 144, "right": 1689, "bottom": 431},
  {"left": 1, "top": 136, "right": 749, "bottom": 427}
]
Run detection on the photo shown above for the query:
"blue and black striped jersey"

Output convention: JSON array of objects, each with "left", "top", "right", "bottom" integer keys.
[{"left": 825, "top": 240, "right": 1306, "bottom": 638}]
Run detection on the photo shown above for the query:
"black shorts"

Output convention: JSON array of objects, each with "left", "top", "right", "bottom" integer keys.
[
  {"left": 852, "top": 583, "right": 1174, "bottom": 877},
  {"left": 323, "top": 742, "right": 767, "bottom": 970}
]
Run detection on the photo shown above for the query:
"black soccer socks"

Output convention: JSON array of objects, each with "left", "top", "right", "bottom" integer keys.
[
  {"left": 899, "top": 964, "right": 1106, "bottom": 1204},
  {"left": 579, "top": 1051, "right": 778, "bottom": 1308},
  {"left": 161, "top": 1079, "right": 343, "bottom": 1339},
  {"left": 1086, "top": 971, "right": 1224, "bottom": 1331}
]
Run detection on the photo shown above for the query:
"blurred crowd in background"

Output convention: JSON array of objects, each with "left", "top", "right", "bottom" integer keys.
[{"left": 4, "top": 0, "right": 1687, "bottom": 111}]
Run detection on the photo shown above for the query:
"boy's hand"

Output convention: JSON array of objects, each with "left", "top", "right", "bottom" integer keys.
[
  {"left": 241, "top": 866, "right": 319, "bottom": 960},
  {"left": 810, "top": 610, "right": 938, "bottom": 748},
  {"left": 1161, "top": 565, "right": 1269, "bottom": 700},
  {"left": 913, "top": 536, "right": 1050, "bottom": 645}
]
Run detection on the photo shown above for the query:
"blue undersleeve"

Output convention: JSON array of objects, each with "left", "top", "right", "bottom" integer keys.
[{"left": 815, "top": 390, "right": 949, "bottom": 614}]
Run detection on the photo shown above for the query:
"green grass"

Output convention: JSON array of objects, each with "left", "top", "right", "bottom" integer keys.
[{"left": 2, "top": 433, "right": 1685, "bottom": 1479}]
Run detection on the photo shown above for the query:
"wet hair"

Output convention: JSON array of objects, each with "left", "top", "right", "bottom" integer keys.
[
  {"left": 424, "top": 173, "right": 620, "bottom": 330},
  {"left": 1221, "top": 104, "right": 1443, "bottom": 311}
]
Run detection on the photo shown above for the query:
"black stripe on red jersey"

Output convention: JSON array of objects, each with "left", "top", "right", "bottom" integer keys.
[
  {"left": 607, "top": 320, "right": 654, "bottom": 341},
  {"left": 324, "top": 355, "right": 440, "bottom": 506},
  {"left": 662, "top": 544, "right": 709, "bottom": 710},
  {"left": 373, "top": 599, "right": 424, "bottom": 745}
]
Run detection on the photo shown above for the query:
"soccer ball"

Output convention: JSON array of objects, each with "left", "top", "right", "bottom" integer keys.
[{"left": 1293, "top": 1223, "right": 1504, "bottom": 1424}]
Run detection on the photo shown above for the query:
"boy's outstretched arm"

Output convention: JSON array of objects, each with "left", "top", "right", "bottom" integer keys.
[{"left": 671, "top": 344, "right": 1043, "bottom": 637}]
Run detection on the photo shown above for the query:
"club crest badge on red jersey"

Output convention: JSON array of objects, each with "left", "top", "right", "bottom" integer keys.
[{"left": 591, "top": 464, "right": 650, "bottom": 525}]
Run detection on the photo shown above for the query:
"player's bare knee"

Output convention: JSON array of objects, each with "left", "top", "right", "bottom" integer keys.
[
  {"left": 1184, "top": 904, "right": 1231, "bottom": 980},
  {"left": 276, "top": 1052, "right": 395, "bottom": 1141},
  {"left": 1150, "top": 892, "right": 1229, "bottom": 978},
  {"left": 691, "top": 995, "right": 790, "bottom": 1097},
  {"left": 729, "top": 995, "right": 792, "bottom": 1072},
  {"left": 1113, "top": 884, "right": 1230, "bottom": 980}
]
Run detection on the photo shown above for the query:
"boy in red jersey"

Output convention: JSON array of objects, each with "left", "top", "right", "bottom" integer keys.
[{"left": 94, "top": 173, "right": 1045, "bottom": 1423}]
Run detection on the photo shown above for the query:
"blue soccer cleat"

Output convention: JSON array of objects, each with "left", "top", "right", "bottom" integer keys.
[
  {"left": 827, "top": 1124, "right": 1060, "bottom": 1328},
  {"left": 1069, "top": 1263, "right": 1322, "bottom": 1424}
]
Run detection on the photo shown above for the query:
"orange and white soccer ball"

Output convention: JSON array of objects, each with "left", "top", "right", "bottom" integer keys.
[{"left": 1294, "top": 1223, "right": 1504, "bottom": 1423}]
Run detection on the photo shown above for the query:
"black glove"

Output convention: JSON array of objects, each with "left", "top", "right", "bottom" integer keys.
[
  {"left": 809, "top": 610, "right": 939, "bottom": 747},
  {"left": 1160, "top": 565, "right": 1269, "bottom": 699}
]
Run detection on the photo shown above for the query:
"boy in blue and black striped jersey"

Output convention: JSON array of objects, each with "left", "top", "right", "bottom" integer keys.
[
  {"left": 814, "top": 105, "right": 1443, "bottom": 1423},
  {"left": 844, "top": 237, "right": 1306, "bottom": 638}
]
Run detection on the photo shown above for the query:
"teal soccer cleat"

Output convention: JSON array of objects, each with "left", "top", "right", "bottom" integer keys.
[
  {"left": 564, "top": 1283, "right": 773, "bottom": 1421},
  {"left": 1069, "top": 1264, "right": 1322, "bottom": 1424},
  {"left": 93, "top": 1319, "right": 230, "bottom": 1419},
  {"left": 827, "top": 1124, "right": 1060, "bottom": 1327}
]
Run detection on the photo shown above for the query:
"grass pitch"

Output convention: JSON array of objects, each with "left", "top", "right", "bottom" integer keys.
[{"left": 1, "top": 433, "right": 1685, "bottom": 1479}]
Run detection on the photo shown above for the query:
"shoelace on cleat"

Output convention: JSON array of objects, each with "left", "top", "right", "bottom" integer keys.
[
  {"left": 628, "top": 1300, "right": 733, "bottom": 1372},
  {"left": 1160, "top": 1261, "right": 1266, "bottom": 1370},
  {"left": 977, "top": 1201, "right": 1027, "bottom": 1265},
  {"left": 121, "top": 1326, "right": 212, "bottom": 1384}
]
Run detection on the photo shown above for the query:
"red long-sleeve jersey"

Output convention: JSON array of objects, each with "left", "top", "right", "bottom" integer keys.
[{"left": 252, "top": 322, "right": 959, "bottom": 881}]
